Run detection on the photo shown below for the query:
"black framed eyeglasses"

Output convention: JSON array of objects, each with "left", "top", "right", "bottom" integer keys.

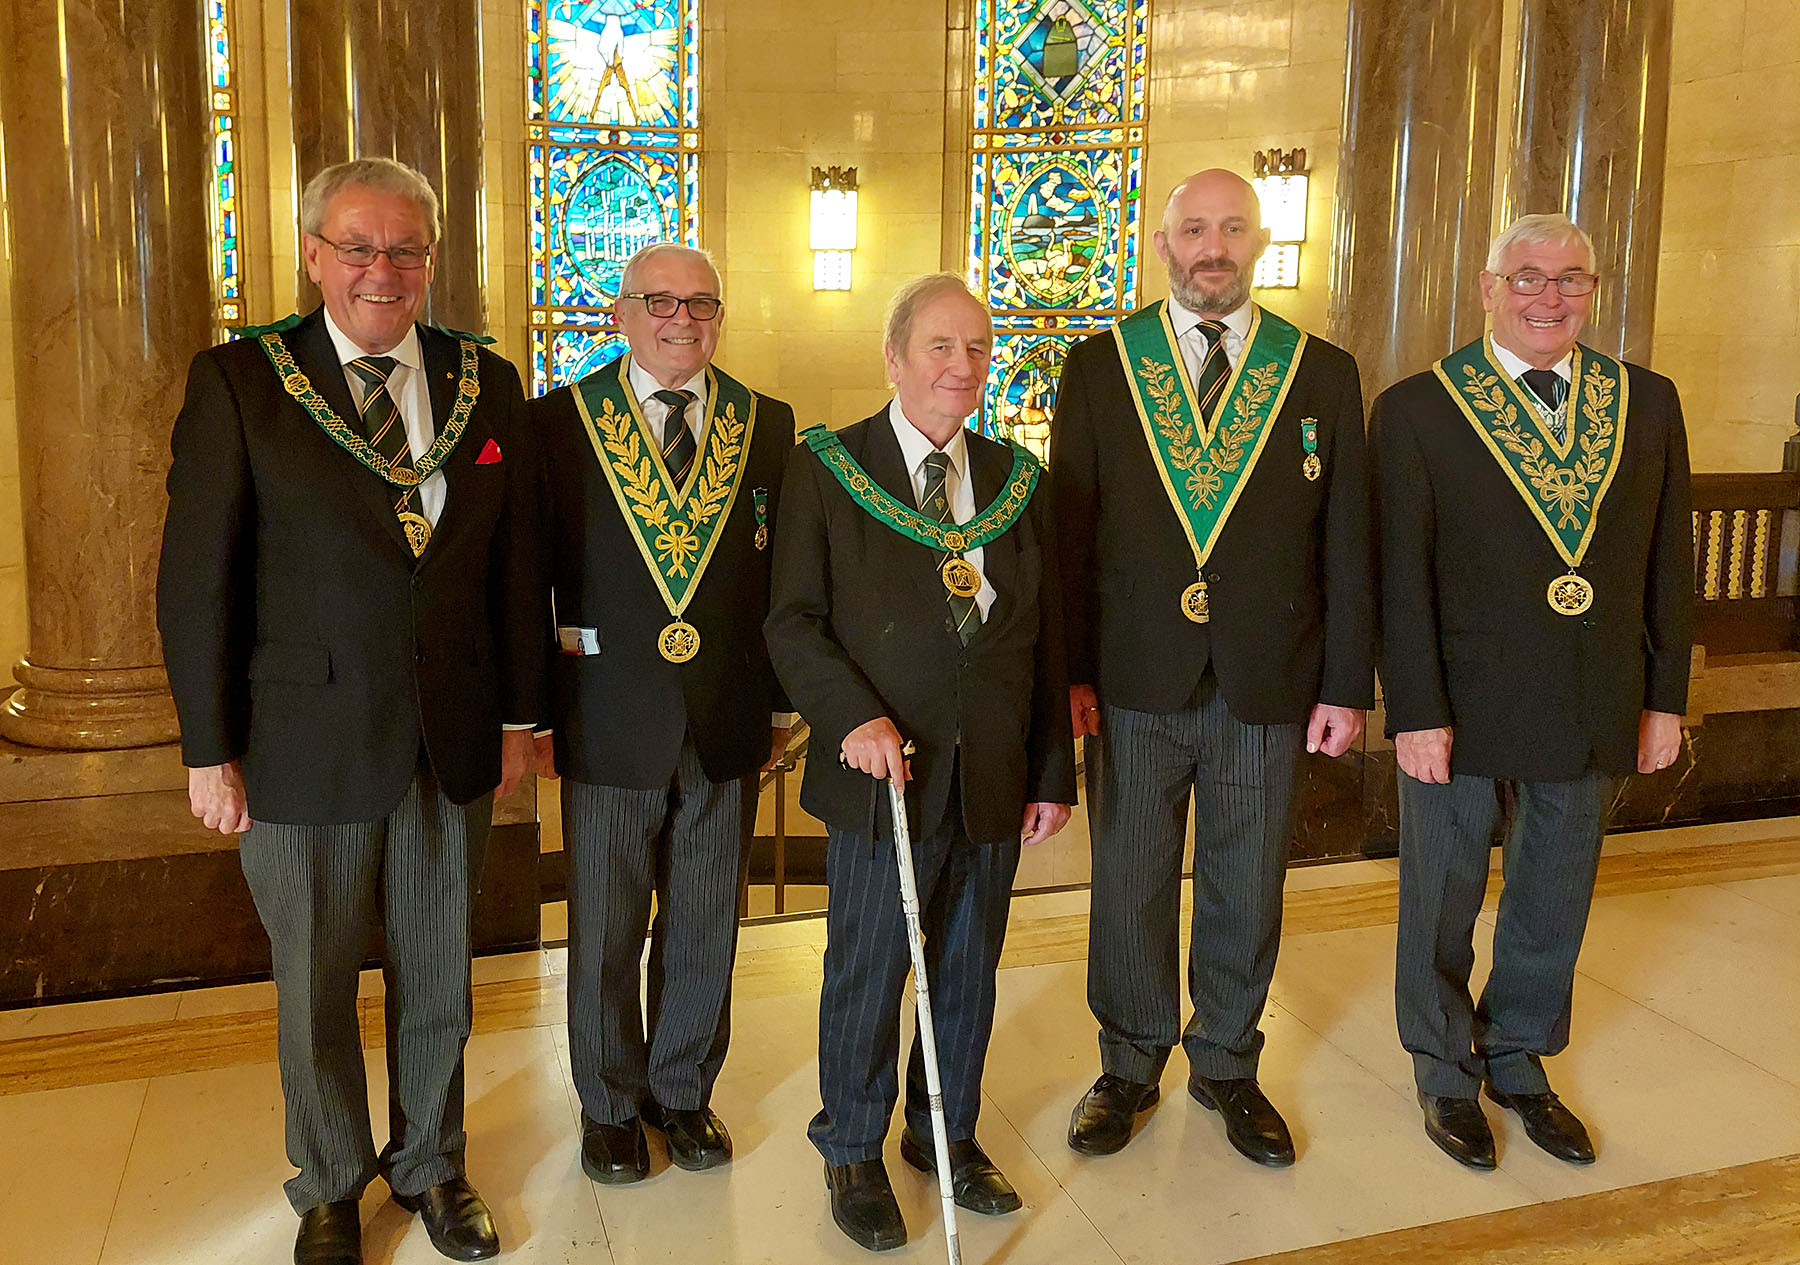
[
  {"left": 622, "top": 292, "right": 724, "bottom": 321},
  {"left": 1499, "top": 270, "right": 1598, "bottom": 297},
  {"left": 314, "top": 234, "right": 433, "bottom": 270}
]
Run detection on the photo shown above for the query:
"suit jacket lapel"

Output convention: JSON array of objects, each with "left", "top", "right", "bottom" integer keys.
[
  {"left": 288, "top": 311, "right": 415, "bottom": 559},
  {"left": 855, "top": 413, "right": 949, "bottom": 610},
  {"left": 966, "top": 437, "right": 1017, "bottom": 636}
]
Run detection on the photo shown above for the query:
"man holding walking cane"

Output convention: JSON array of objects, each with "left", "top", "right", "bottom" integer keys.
[{"left": 766, "top": 273, "right": 1077, "bottom": 1253}]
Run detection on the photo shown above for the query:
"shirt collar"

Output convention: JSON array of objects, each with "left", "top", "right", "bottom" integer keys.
[
  {"left": 887, "top": 398, "right": 969, "bottom": 483},
  {"left": 627, "top": 355, "right": 707, "bottom": 404},
  {"left": 1490, "top": 337, "right": 1573, "bottom": 384},
  {"left": 322, "top": 307, "right": 422, "bottom": 373},
  {"left": 1167, "top": 295, "right": 1254, "bottom": 344}
]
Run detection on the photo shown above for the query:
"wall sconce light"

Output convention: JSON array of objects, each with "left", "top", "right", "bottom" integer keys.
[
  {"left": 1250, "top": 148, "right": 1308, "bottom": 290},
  {"left": 810, "top": 165, "right": 858, "bottom": 291}
]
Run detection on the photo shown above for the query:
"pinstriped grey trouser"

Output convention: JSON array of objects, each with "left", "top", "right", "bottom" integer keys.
[
  {"left": 562, "top": 736, "right": 754, "bottom": 1125},
  {"left": 1086, "top": 682, "right": 1304, "bottom": 1083},
  {"left": 1396, "top": 769, "right": 1613, "bottom": 1098},
  {"left": 239, "top": 765, "right": 491, "bottom": 1213},
  {"left": 809, "top": 802, "right": 1022, "bottom": 1166}
]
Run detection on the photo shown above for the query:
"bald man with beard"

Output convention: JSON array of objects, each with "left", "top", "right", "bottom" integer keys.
[{"left": 1049, "top": 169, "right": 1373, "bottom": 1167}]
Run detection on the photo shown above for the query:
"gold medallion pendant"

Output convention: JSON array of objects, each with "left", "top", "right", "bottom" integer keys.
[
  {"left": 941, "top": 556, "right": 981, "bottom": 598},
  {"left": 658, "top": 620, "right": 701, "bottom": 662},
  {"left": 398, "top": 512, "right": 432, "bottom": 558},
  {"left": 1547, "top": 573, "right": 1595, "bottom": 616},
  {"left": 1302, "top": 452, "right": 1322, "bottom": 481},
  {"left": 1181, "top": 579, "right": 1211, "bottom": 624}
]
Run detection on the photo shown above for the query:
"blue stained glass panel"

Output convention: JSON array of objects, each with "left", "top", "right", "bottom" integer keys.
[
  {"left": 528, "top": 0, "right": 701, "bottom": 394},
  {"left": 967, "top": 0, "right": 1148, "bottom": 447}
]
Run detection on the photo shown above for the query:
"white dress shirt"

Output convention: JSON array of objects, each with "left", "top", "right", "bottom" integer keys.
[
  {"left": 628, "top": 356, "right": 708, "bottom": 444},
  {"left": 887, "top": 399, "right": 997, "bottom": 620},
  {"left": 1490, "top": 340, "right": 1573, "bottom": 390},
  {"left": 1166, "top": 296, "right": 1254, "bottom": 389},
  {"left": 323, "top": 309, "right": 445, "bottom": 526}
]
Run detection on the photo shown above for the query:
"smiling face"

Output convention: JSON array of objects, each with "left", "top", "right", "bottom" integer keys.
[
  {"left": 884, "top": 290, "right": 993, "bottom": 441},
  {"left": 302, "top": 185, "right": 435, "bottom": 355},
  {"left": 1480, "top": 236, "right": 1594, "bottom": 369},
  {"left": 615, "top": 249, "right": 723, "bottom": 388},
  {"left": 1153, "top": 169, "right": 1270, "bottom": 316}
]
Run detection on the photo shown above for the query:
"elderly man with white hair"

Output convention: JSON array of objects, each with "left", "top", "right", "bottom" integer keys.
[
  {"left": 531, "top": 242, "right": 796, "bottom": 1186},
  {"left": 1372, "top": 213, "right": 1692, "bottom": 1171}
]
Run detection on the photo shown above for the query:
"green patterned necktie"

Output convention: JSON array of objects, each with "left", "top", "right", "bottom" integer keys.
[
  {"left": 347, "top": 355, "right": 430, "bottom": 557},
  {"left": 1193, "top": 319, "right": 1231, "bottom": 424},
  {"left": 653, "top": 388, "right": 699, "bottom": 490},
  {"left": 922, "top": 451, "right": 981, "bottom": 645}
]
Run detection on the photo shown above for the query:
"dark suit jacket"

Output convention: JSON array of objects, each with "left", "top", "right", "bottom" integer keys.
[
  {"left": 1048, "top": 310, "right": 1375, "bottom": 722},
  {"left": 156, "top": 308, "right": 546, "bottom": 824},
  {"left": 532, "top": 362, "right": 795, "bottom": 788},
  {"left": 764, "top": 411, "right": 1077, "bottom": 845},
  {"left": 1371, "top": 358, "right": 1692, "bottom": 781}
]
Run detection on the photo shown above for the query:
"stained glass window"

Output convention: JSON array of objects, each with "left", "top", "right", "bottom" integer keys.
[
  {"left": 967, "top": 0, "right": 1149, "bottom": 457},
  {"left": 528, "top": 0, "right": 701, "bottom": 395},
  {"left": 207, "top": 0, "right": 243, "bottom": 334}
]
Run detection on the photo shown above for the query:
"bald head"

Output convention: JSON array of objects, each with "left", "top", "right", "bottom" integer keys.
[{"left": 1154, "top": 169, "right": 1269, "bottom": 315}]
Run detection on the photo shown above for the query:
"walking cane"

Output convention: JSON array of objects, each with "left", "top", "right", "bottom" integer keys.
[{"left": 885, "top": 758, "right": 963, "bottom": 1265}]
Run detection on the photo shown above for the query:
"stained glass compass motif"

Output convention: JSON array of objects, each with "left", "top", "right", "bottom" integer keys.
[
  {"left": 528, "top": 0, "right": 701, "bottom": 394},
  {"left": 967, "top": 0, "right": 1149, "bottom": 456}
]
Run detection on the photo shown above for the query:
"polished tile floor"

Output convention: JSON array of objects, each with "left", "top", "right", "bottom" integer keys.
[{"left": 3, "top": 816, "right": 1798, "bottom": 1264}]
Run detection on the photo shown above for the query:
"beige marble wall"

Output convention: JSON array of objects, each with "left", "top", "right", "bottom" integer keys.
[
  {"left": 0, "top": 239, "right": 20, "bottom": 683},
  {"left": 701, "top": 0, "right": 954, "bottom": 431},
  {"left": 1654, "top": 0, "right": 1800, "bottom": 471}
]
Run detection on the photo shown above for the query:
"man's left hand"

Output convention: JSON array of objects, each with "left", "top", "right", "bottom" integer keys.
[
  {"left": 1306, "top": 704, "right": 1365, "bottom": 757},
  {"left": 762, "top": 725, "right": 792, "bottom": 773},
  {"left": 498, "top": 728, "right": 534, "bottom": 798},
  {"left": 1637, "top": 710, "right": 1684, "bottom": 774},
  {"left": 1021, "top": 802, "right": 1071, "bottom": 846}
]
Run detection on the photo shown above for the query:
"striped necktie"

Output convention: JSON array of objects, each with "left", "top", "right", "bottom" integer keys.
[
  {"left": 1193, "top": 319, "right": 1231, "bottom": 425},
  {"left": 347, "top": 355, "right": 430, "bottom": 557},
  {"left": 923, "top": 451, "right": 981, "bottom": 646},
  {"left": 653, "top": 388, "right": 699, "bottom": 490},
  {"left": 1520, "top": 369, "right": 1569, "bottom": 444}
]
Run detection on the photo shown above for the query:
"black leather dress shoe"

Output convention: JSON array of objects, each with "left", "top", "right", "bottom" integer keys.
[
  {"left": 1187, "top": 1075, "right": 1296, "bottom": 1167},
  {"left": 642, "top": 1100, "right": 733, "bottom": 1170},
  {"left": 391, "top": 1177, "right": 499, "bottom": 1262},
  {"left": 1418, "top": 1092, "right": 1497, "bottom": 1170},
  {"left": 898, "top": 1128, "right": 1022, "bottom": 1215},
  {"left": 1485, "top": 1086, "right": 1596, "bottom": 1164},
  {"left": 1067, "top": 1073, "right": 1160, "bottom": 1156},
  {"left": 295, "top": 1200, "right": 361, "bottom": 1265},
  {"left": 825, "top": 1159, "right": 907, "bottom": 1252},
  {"left": 580, "top": 1113, "right": 651, "bottom": 1184}
]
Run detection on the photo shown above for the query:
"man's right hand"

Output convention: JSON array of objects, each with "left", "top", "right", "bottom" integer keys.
[
  {"left": 1395, "top": 727, "right": 1454, "bottom": 784},
  {"left": 188, "top": 761, "right": 252, "bottom": 835},
  {"left": 532, "top": 732, "right": 558, "bottom": 781},
  {"left": 841, "top": 717, "right": 909, "bottom": 783},
  {"left": 1070, "top": 683, "right": 1100, "bottom": 739}
]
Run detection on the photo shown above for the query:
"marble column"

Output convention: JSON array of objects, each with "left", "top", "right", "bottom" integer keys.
[
  {"left": 1503, "top": 0, "right": 1673, "bottom": 364},
  {"left": 0, "top": 0, "right": 213, "bottom": 749},
  {"left": 1328, "top": 0, "right": 1503, "bottom": 396},
  {"left": 288, "top": 0, "right": 486, "bottom": 332}
]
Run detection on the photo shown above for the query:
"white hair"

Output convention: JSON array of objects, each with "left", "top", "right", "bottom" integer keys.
[
  {"left": 300, "top": 158, "right": 440, "bottom": 242},
  {"left": 1485, "top": 213, "right": 1596, "bottom": 274},
  {"left": 883, "top": 273, "right": 987, "bottom": 354},
  {"left": 618, "top": 242, "right": 721, "bottom": 295}
]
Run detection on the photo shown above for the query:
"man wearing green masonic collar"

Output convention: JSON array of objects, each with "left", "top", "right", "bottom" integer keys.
[
  {"left": 1055, "top": 169, "right": 1374, "bottom": 1171},
  {"left": 1373, "top": 213, "right": 1692, "bottom": 1172}
]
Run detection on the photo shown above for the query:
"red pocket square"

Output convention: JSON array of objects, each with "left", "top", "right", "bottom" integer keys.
[{"left": 476, "top": 438, "right": 503, "bottom": 465}]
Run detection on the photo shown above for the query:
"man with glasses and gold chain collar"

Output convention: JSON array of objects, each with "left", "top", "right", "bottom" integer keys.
[
  {"left": 159, "top": 158, "right": 544, "bottom": 1265},
  {"left": 1372, "top": 213, "right": 1691, "bottom": 1171},
  {"left": 530, "top": 243, "right": 795, "bottom": 1187},
  {"left": 1053, "top": 169, "right": 1373, "bottom": 1169}
]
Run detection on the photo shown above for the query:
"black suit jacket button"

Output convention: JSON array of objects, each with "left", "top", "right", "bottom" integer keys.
[
  {"left": 415, "top": 647, "right": 427, "bottom": 664},
  {"left": 1582, "top": 618, "right": 1596, "bottom": 630},
  {"left": 1206, "top": 571, "right": 1221, "bottom": 583}
]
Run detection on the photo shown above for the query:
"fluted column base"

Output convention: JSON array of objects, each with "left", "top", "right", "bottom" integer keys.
[{"left": 0, "top": 661, "right": 179, "bottom": 750}]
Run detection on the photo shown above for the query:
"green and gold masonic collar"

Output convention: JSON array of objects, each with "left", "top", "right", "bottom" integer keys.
[{"left": 1113, "top": 300, "right": 1307, "bottom": 623}]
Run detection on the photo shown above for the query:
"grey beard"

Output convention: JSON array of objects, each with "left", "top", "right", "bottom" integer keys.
[{"left": 1168, "top": 261, "right": 1249, "bottom": 315}]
